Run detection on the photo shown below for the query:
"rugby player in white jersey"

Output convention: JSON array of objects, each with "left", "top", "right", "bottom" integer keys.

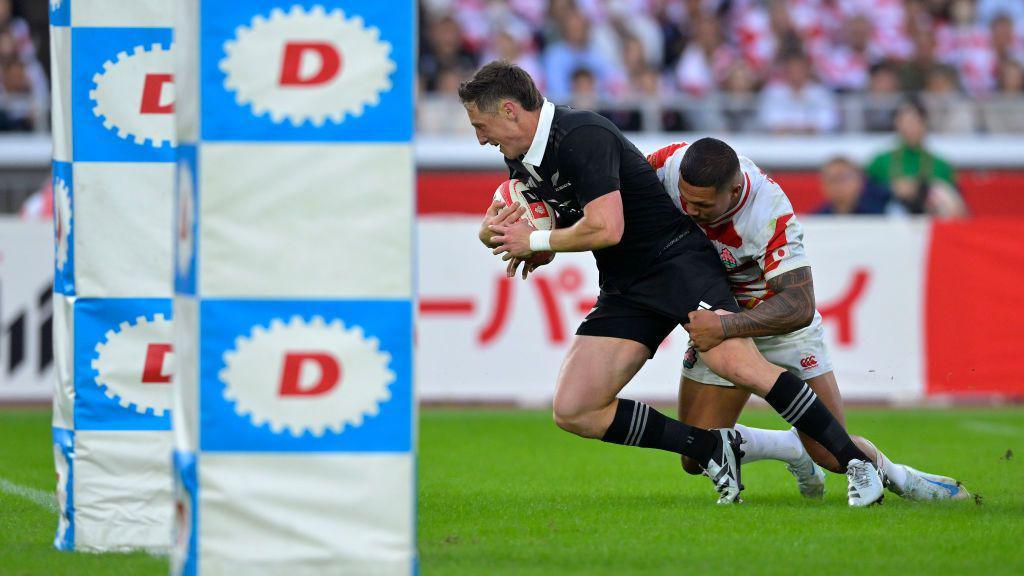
[{"left": 649, "top": 137, "right": 969, "bottom": 501}]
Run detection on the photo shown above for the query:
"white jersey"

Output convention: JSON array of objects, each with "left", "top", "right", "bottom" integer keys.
[
  {"left": 648, "top": 141, "right": 810, "bottom": 310},
  {"left": 646, "top": 142, "right": 832, "bottom": 385}
]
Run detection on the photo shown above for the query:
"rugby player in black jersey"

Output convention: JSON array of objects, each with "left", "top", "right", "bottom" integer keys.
[{"left": 461, "top": 61, "right": 883, "bottom": 506}]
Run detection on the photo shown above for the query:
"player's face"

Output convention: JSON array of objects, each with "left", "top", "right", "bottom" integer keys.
[
  {"left": 678, "top": 177, "right": 740, "bottom": 224},
  {"left": 465, "top": 101, "right": 526, "bottom": 159}
]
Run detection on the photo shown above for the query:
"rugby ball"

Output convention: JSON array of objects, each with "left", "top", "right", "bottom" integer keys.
[{"left": 492, "top": 179, "right": 556, "bottom": 265}]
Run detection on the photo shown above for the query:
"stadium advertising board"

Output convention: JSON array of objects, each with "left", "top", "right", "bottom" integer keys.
[
  {"left": 0, "top": 221, "right": 53, "bottom": 401},
  {"left": 7, "top": 217, "right": 1022, "bottom": 406},
  {"left": 418, "top": 217, "right": 1023, "bottom": 403}
]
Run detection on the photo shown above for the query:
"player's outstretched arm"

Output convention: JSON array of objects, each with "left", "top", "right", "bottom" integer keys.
[{"left": 721, "top": 266, "right": 816, "bottom": 338}]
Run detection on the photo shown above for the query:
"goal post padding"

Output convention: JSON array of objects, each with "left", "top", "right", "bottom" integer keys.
[
  {"left": 170, "top": 1, "right": 416, "bottom": 574},
  {"left": 50, "top": 0, "right": 177, "bottom": 553}
]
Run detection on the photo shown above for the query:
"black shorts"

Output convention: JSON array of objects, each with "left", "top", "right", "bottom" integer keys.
[{"left": 576, "top": 231, "right": 739, "bottom": 356}]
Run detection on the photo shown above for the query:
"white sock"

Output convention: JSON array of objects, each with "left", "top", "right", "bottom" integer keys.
[
  {"left": 734, "top": 424, "right": 806, "bottom": 465},
  {"left": 874, "top": 450, "right": 908, "bottom": 489}
]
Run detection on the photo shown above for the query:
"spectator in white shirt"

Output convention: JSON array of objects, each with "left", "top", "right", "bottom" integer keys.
[
  {"left": 675, "top": 15, "right": 734, "bottom": 98},
  {"left": 922, "top": 67, "right": 975, "bottom": 133},
  {"left": 758, "top": 52, "right": 839, "bottom": 133},
  {"left": 981, "top": 58, "right": 1024, "bottom": 132}
]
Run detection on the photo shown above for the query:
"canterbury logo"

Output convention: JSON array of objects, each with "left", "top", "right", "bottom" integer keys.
[{"left": 800, "top": 355, "right": 818, "bottom": 369}]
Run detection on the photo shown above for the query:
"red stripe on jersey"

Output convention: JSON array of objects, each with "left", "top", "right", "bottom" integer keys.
[
  {"left": 762, "top": 213, "right": 795, "bottom": 274},
  {"left": 702, "top": 220, "right": 743, "bottom": 248},
  {"left": 646, "top": 141, "right": 688, "bottom": 170}
]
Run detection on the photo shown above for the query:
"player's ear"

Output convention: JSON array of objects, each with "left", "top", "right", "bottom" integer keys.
[{"left": 502, "top": 99, "right": 516, "bottom": 120}]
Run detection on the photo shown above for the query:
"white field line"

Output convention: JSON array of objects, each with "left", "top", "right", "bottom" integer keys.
[
  {"left": 0, "top": 476, "right": 58, "bottom": 513},
  {"left": 0, "top": 476, "right": 172, "bottom": 557}
]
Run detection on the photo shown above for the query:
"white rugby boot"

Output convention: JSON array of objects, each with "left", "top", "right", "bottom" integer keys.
[
  {"left": 703, "top": 429, "right": 744, "bottom": 504},
  {"left": 785, "top": 429, "right": 826, "bottom": 498},
  {"left": 887, "top": 465, "right": 971, "bottom": 501},
  {"left": 846, "top": 459, "right": 885, "bottom": 507}
]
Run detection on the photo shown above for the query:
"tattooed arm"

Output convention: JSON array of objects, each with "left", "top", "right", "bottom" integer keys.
[{"left": 720, "top": 266, "right": 816, "bottom": 338}]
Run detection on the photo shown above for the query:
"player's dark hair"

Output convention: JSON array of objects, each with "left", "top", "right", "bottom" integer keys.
[
  {"left": 458, "top": 60, "right": 543, "bottom": 113},
  {"left": 679, "top": 137, "right": 741, "bottom": 193}
]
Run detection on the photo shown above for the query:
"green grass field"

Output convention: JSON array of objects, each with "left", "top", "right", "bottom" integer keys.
[{"left": 1, "top": 407, "right": 1022, "bottom": 575}]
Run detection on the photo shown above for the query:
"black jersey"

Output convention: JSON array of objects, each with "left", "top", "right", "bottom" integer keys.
[{"left": 506, "top": 104, "right": 692, "bottom": 293}]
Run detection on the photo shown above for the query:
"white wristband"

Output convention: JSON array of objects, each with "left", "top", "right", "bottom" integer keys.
[{"left": 529, "top": 230, "right": 552, "bottom": 252}]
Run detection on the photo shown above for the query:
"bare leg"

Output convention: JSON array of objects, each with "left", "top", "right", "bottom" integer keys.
[
  {"left": 697, "top": 336, "right": 785, "bottom": 395},
  {"left": 551, "top": 335, "right": 649, "bottom": 438},
  {"left": 550, "top": 334, "right": 731, "bottom": 481}
]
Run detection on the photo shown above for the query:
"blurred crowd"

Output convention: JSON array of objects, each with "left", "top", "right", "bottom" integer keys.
[
  {"left": 817, "top": 100, "right": 966, "bottom": 217},
  {"left": 418, "top": 0, "right": 1024, "bottom": 134},
  {"left": 0, "top": 0, "right": 47, "bottom": 132}
]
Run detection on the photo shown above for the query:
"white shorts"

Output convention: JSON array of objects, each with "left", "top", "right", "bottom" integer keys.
[{"left": 682, "top": 312, "right": 833, "bottom": 387}]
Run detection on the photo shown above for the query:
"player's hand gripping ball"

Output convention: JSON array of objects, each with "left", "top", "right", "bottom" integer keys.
[{"left": 491, "top": 179, "right": 556, "bottom": 267}]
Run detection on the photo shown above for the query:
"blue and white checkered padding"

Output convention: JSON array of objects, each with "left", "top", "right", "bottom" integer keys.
[
  {"left": 50, "top": 0, "right": 176, "bottom": 553},
  {"left": 171, "top": 1, "right": 416, "bottom": 574}
]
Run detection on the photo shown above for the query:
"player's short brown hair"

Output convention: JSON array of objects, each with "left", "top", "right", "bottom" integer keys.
[{"left": 458, "top": 60, "right": 543, "bottom": 113}]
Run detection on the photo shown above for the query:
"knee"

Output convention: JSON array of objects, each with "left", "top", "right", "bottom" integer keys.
[
  {"left": 700, "top": 349, "right": 739, "bottom": 385},
  {"left": 680, "top": 454, "right": 704, "bottom": 476},
  {"left": 552, "top": 406, "right": 582, "bottom": 435},
  {"left": 551, "top": 397, "right": 594, "bottom": 437}
]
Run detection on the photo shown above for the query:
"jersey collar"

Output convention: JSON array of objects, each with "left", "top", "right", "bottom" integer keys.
[
  {"left": 708, "top": 171, "right": 752, "bottom": 226},
  {"left": 522, "top": 99, "right": 555, "bottom": 167}
]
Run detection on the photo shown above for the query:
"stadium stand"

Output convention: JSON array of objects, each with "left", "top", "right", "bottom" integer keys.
[{"left": 418, "top": 0, "right": 1024, "bottom": 135}]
